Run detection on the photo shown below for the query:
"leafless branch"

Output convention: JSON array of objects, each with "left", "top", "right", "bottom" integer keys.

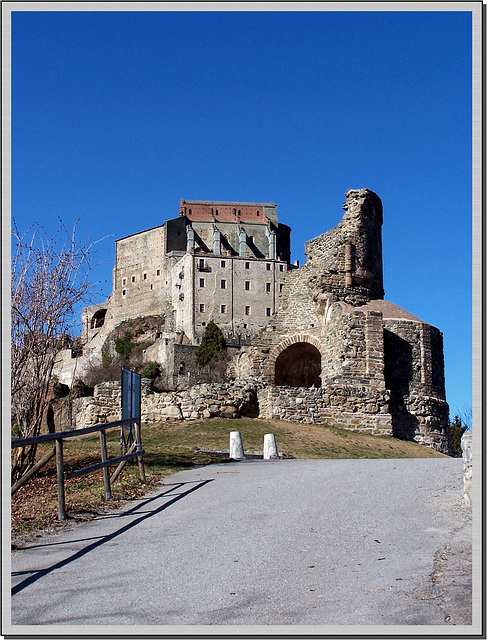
[{"left": 11, "top": 220, "right": 103, "bottom": 483}]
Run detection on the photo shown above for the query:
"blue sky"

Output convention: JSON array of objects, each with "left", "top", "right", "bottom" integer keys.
[{"left": 10, "top": 7, "right": 474, "bottom": 419}]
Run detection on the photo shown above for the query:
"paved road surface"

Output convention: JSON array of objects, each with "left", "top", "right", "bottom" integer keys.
[{"left": 9, "top": 458, "right": 472, "bottom": 632}]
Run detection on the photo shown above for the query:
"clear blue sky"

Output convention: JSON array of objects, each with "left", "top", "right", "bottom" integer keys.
[{"left": 10, "top": 8, "right": 473, "bottom": 419}]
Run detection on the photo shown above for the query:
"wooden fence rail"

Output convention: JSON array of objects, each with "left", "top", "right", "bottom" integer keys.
[{"left": 11, "top": 418, "right": 145, "bottom": 520}]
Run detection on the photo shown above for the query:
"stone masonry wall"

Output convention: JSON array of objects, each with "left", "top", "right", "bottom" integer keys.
[
  {"left": 72, "top": 379, "right": 264, "bottom": 429},
  {"left": 461, "top": 430, "right": 472, "bottom": 506},
  {"left": 257, "top": 386, "right": 392, "bottom": 435},
  {"left": 71, "top": 379, "right": 393, "bottom": 437},
  {"left": 303, "top": 189, "right": 384, "bottom": 305}
]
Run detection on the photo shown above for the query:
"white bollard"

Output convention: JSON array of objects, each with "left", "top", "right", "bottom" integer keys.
[
  {"left": 230, "top": 431, "right": 245, "bottom": 459},
  {"left": 264, "top": 433, "right": 279, "bottom": 460}
]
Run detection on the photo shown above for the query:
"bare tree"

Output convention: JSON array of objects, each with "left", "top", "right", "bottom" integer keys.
[
  {"left": 459, "top": 404, "right": 472, "bottom": 430},
  {"left": 11, "top": 219, "right": 101, "bottom": 484}
]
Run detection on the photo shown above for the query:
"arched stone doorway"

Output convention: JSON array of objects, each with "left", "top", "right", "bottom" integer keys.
[{"left": 275, "top": 342, "right": 322, "bottom": 388}]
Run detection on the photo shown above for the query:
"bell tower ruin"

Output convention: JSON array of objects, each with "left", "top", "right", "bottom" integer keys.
[{"left": 304, "top": 188, "right": 384, "bottom": 306}]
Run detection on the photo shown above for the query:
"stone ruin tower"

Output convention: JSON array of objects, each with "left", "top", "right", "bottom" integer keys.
[{"left": 247, "top": 189, "right": 451, "bottom": 454}]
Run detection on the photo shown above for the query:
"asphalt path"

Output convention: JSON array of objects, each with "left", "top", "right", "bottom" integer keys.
[{"left": 9, "top": 458, "right": 472, "bottom": 632}]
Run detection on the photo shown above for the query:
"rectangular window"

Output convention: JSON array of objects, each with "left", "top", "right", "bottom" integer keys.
[
  {"left": 122, "top": 278, "right": 127, "bottom": 286},
  {"left": 122, "top": 289, "right": 126, "bottom": 296},
  {"left": 266, "top": 308, "right": 272, "bottom": 317},
  {"left": 143, "top": 273, "right": 147, "bottom": 280},
  {"left": 132, "top": 275, "right": 136, "bottom": 283},
  {"left": 245, "top": 306, "right": 251, "bottom": 316},
  {"left": 266, "top": 282, "right": 271, "bottom": 293},
  {"left": 280, "top": 283, "right": 284, "bottom": 292},
  {"left": 279, "top": 264, "right": 285, "bottom": 272},
  {"left": 221, "top": 279, "right": 226, "bottom": 289},
  {"left": 245, "top": 262, "right": 250, "bottom": 269},
  {"left": 266, "top": 263, "right": 271, "bottom": 271},
  {"left": 199, "top": 278, "right": 205, "bottom": 288},
  {"left": 221, "top": 260, "right": 226, "bottom": 267},
  {"left": 245, "top": 281, "right": 251, "bottom": 291},
  {"left": 199, "top": 304, "right": 205, "bottom": 313},
  {"left": 156, "top": 269, "right": 161, "bottom": 276},
  {"left": 199, "top": 259, "right": 205, "bottom": 269},
  {"left": 221, "top": 304, "right": 227, "bottom": 314}
]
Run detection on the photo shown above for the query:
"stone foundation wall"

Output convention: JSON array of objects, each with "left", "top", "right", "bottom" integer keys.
[
  {"left": 72, "top": 379, "right": 263, "bottom": 429},
  {"left": 391, "top": 394, "right": 451, "bottom": 453},
  {"left": 258, "top": 385, "right": 392, "bottom": 436},
  {"left": 70, "top": 378, "right": 449, "bottom": 453}
]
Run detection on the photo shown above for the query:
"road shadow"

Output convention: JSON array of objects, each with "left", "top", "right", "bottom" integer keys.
[{"left": 12, "top": 478, "right": 213, "bottom": 596}]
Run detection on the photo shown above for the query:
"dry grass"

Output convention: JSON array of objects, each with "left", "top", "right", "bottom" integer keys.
[{"left": 11, "top": 417, "right": 446, "bottom": 544}]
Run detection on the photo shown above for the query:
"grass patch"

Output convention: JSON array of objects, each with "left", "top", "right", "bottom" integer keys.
[{"left": 11, "top": 417, "right": 446, "bottom": 543}]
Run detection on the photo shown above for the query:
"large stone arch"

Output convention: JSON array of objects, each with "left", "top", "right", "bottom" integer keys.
[{"left": 269, "top": 334, "right": 323, "bottom": 387}]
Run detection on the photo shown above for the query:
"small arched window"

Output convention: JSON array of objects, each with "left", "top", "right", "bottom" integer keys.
[{"left": 90, "top": 308, "right": 107, "bottom": 329}]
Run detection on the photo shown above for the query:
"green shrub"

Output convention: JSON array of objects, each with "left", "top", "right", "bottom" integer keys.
[
  {"left": 102, "top": 351, "right": 113, "bottom": 367},
  {"left": 195, "top": 321, "right": 226, "bottom": 368},
  {"left": 142, "top": 363, "right": 160, "bottom": 379},
  {"left": 115, "top": 331, "right": 135, "bottom": 359}
]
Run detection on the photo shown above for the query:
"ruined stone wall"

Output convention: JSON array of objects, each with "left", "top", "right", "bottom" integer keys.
[
  {"left": 242, "top": 189, "right": 451, "bottom": 453},
  {"left": 383, "top": 318, "right": 450, "bottom": 452},
  {"left": 72, "top": 378, "right": 263, "bottom": 428},
  {"left": 257, "top": 386, "right": 392, "bottom": 435},
  {"left": 303, "top": 189, "right": 384, "bottom": 305}
]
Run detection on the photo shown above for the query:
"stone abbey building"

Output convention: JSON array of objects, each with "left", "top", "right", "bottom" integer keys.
[
  {"left": 83, "top": 199, "right": 295, "bottom": 346},
  {"left": 55, "top": 189, "right": 451, "bottom": 453}
]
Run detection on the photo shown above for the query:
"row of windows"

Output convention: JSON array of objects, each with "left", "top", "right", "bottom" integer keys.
[
  {"left": 199, "top": 279, "right": 283, "bottom": 292},
  {"left": 199, "top": 258, "right": 286, "bottom": 272},
  {"left": 122, "top": 260, "right": 286, "bottom": 287},
  {"left": 122, "top": 281, "right": 283, "bottom": 297},
  {"left": 198, "top": 304, "right": 272, "bottom": 317},
  {"left": 188, "top": 208, "right": 260, "bottom": 216},
  {"left": 192, "top": 208, "right": 261, "bottom": 217},
  {"left": 121, "top": 270, "right": 161, "bottom": 286}
]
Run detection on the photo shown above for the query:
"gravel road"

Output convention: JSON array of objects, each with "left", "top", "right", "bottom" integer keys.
[{"left": 9, "top": 458, "right": 473, "bottom": 632}]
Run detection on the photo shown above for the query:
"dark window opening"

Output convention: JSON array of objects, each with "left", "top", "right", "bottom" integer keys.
[{"left": 90, "top": 309, "right": 107, "bottom": 329}]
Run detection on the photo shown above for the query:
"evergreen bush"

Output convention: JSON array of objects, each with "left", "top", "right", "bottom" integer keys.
[
  {"left": 195, "top": 321, "right": 226, "bottom": 368},
  {"left": 115, "top": 331, "right": 135, "bottom": 358}
]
